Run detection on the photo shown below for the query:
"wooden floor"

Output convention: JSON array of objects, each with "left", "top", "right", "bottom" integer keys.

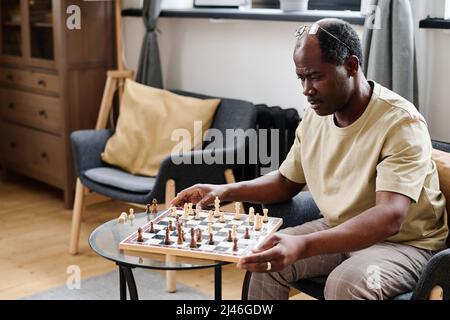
[{"left": 0, "top": 173, "right": 312, "bottom": 300}]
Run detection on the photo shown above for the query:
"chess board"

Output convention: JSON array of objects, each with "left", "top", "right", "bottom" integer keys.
[{"left": 119, "top": 207, "right": 283, "bottom": 263}]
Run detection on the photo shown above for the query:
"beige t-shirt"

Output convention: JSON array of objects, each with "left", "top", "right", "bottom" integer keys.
[{"left": 279, "top": 81, "right": 448, "bottom": 251}]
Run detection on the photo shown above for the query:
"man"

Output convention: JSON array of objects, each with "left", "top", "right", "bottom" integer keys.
[{"left": 171, "top": 18, "right": 448, "bottom": 300}]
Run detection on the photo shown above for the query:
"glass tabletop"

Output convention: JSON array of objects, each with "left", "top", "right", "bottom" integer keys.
[{"left": 89, "top": 211, "right": 229, "bottom": 270}]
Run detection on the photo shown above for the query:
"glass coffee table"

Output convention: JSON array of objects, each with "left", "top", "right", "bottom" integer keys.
[{"left": 89, "top": 211, "right": 230, "bottom": 300}]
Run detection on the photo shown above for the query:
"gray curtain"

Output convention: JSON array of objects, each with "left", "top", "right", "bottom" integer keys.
[
  {"left": 362, "top": 0, "right": 418, "bottom": 107},
  {"left": 136, "top": 0, "right": 163, "bottom": 88}
]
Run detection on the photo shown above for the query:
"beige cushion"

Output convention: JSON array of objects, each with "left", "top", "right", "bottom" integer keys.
[
  {"left": 432, "top": 148, "right": 450, "bottom": 246},
  {"left": 101, "top": 79, "right": 220, "bottom": 176}
]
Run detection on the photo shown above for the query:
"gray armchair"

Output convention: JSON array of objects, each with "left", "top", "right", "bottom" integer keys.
[
  {"left": 242, "top": 140, "right": 450, "bottom": 300},
  {"left": 69, "top": 71, "right": 257, "bottom": 255}
]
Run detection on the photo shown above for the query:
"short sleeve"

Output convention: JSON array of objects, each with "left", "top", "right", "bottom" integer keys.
[
  {"left": 279, "top": 122, "right": 306, "bottom": 184},
  {"left": 376, "top": 118, "right": 431, "bottom": 202}
]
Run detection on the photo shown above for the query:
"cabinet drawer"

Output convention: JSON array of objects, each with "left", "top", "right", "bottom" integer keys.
[
  {"left": 29, "top": 130, "right": 64, "bottom": 184},
  {"left": 0, "top": 67, "right": 59, "bottom": 94},
  {"left": 0, "top": 89, "right": 62, "bottom": 134},
  {"left": 0, "top": 123, "right": 64, "bottom": 187},
  {"left": 0, "top": 123, "right": 29, "bottom": 167}
]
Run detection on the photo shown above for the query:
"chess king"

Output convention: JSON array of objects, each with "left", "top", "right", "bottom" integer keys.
[{"left": 171, "top": 18, "right": 448, "bottom": 300}]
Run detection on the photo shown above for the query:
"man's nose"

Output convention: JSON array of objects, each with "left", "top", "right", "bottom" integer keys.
[{"left": 302, "top": 81, "right": 316, "bottom": 96}]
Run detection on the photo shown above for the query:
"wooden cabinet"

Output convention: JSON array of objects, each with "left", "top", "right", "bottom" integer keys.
[{"left": 0, "top": 0, "right": 115, "bottom": 207}]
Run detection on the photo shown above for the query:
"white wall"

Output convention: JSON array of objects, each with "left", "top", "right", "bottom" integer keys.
[
  {"left": 123, "top": 3, "right": 450, "bottom": 142},
  {"left": 124, "top": 18, "right": 326, "bottom": 117},
  {"left": 411, "top": 0, "right": 450, "bottom": 143}
]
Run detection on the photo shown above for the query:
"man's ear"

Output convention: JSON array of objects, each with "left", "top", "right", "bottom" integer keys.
[{"left": 345, "top": 55, "right": 360, "bottom": 77}]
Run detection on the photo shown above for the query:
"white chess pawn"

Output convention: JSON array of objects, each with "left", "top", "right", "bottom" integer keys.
[
  {"left": 263, "top": 208, "right": 269, "bottom": 223},
  {"left": 234, "top": 202, "right": 241, "bottom": 220},
  {"left": 232, "top": 224, "right": 237, "bottom": 238},
  {"left": 249, "top": 207, "right": 255, "bottom": 224},
  {"left": 171, "top": 207, "right": 177, "bottom": 217},
  {"left": 219, "top": 211, "right": 225, "bottom": 223},
  {"left": 207, "top": 223, "right": 213, "bottom": 235},
  {"left": 194, "top": 208, "right": 201, "bottom": 220},
  {"left": 128, "top": 208, "right": 135, "bottom": 221},
  {"left": 208, "top": 210, "right": 214, "bottom": 222},
  {"left": 254, "top": 213, "right": 261, "bottom": 231}
]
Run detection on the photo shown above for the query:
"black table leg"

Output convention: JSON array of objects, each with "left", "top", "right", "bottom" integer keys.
[
  {"left": 118, "top": 265, "right": 127, "bottom": 300},
  {"left": 214, "top": 264, "right": 222, "bottom": 301},
  {"left": 118, "top": 264, "right": 139, "bottom": 300}
]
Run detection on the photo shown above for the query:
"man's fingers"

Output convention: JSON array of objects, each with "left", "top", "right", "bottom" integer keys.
[
  {"left": 170, "top": 191, "right": 188, "bottom": 207},
  {"left": 252, "top": 234, "right": 279, "bottom": 253},
  {"left": 170, "top": 186, "right": 202, "bottom": 207},
  {"left": 238, "top": 245, "right": 280, "bottom": 265},
  {"left": 196, "top": 193, "right": 215, "bottom": 210}
]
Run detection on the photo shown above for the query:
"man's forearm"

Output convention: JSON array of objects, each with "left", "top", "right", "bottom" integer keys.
[
  {"left": 300, "top": 205, "right": 403, "bottom": 259},
  {"left": 224, "top": 171, "right": 304, "bottom": 204}
]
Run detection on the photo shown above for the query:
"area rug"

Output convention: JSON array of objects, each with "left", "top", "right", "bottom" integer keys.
[{"left": 22, "top": 268, "right": 213, "bottom": 300}]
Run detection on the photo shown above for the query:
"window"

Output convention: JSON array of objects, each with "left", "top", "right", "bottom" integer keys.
[{"left": 252, "top": 0, "right": 361, "bottom": 11}]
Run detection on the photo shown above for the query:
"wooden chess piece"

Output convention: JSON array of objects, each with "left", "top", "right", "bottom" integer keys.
[
  {"left": 244, "top": 227, "right": 250, "bottom": 239},
  {"left": 177, "top": 225, "right": 183, "bottom": 244},
  {"left": 249, "top": 207, "right": 255, "bottom": 225},
  {"left": 164, "top": 227, "right": 171, "bottom": 245},
  {"left": 263, "top": 208, "right": 269, "bottom": 223},
  {"left": 189, "top": 227, "right": 197, "bottom": 248},
  {"left": 196, "top": 228, "right": 202, "bottom": 242},
  {"left": 232, "top": 225, "right": 237, "bottom": 238},
  {"left": 227, "top": 230, "right": 233, "bottom": 242},
  {"left": 137, "top": 227, "right": 144, "bottom": 242},
  {"left": 146, "top": 204, "right": 151, "bottom": 214},
  {"left": 149, "top": 221, "right": 155, "bottom": 233},
  {"left": 208, "top": 232, "right": 214, "bottom": 245},
  {"left": 168, "top": 220, "right": 173, "bottom": 231},
  {"left": 151, "top": 198, "right": 158, "bottom": 214},
  {"left": 233, "top": 237, "right": 238, "bottom": 251},
  {"left": 194, "top": 208, "right": 201, "bottom": 220}
]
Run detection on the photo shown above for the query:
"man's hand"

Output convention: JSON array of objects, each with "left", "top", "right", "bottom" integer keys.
[
  {"left": 170, "top": 184, "right": 229, "bottom": 209},
  {"left": 237, "top": 233, "right": 307, "bottom": 273}
]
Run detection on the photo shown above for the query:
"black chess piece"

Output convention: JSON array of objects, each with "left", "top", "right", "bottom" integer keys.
[
  {"left": 137, "top": 227, "right": 144, "bottom": 243},
  {"left": 244, "top": 227, "right": 250, "bottom": 239},
  {"left": 208, "top": 233, "right": 214, "bottom": 245},
  {"left": 227, "top": 230, "right": 233, "bottom": 242},
  {"left": 164, "top": 227, "right": 171, "bottom": 245},
  {"left": 233, "top": 238, "right": 238, "bottom": 251}
]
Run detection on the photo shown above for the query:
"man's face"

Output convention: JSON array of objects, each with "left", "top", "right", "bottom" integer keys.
[{"left": 294, "top": 37, "right": 353, "bottom": 116}]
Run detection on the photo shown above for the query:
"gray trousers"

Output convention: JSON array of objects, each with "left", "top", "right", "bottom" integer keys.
[{"left": 248, "top": 218, "right": 434, "bottom": 300}]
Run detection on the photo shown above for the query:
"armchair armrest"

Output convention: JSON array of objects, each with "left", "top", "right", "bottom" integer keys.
[
  {"left": 71, "top": 129, "right": 113, "bottom": 177},
  {"left": 411, "top": 248, "right": 450, "bottom": 300}
]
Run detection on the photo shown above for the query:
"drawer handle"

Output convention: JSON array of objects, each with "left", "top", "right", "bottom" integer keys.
[
  {"left": 7, "top": 73, "right": 14, "bottom": 81},
  {"left": 37, "top": 79, "right": 47, "bottom": 87},
  {"left": 8, "top": 103, "right": 15, "bottom": 109},
  {"left": 38, "top": 110, "right": 48, "bottom": 118},
  {"left": 41, "top": 152, "right": 48, "bottom": 159},
  {"left": 10, "top": 142, "right": 17, "bottom": 149}
]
